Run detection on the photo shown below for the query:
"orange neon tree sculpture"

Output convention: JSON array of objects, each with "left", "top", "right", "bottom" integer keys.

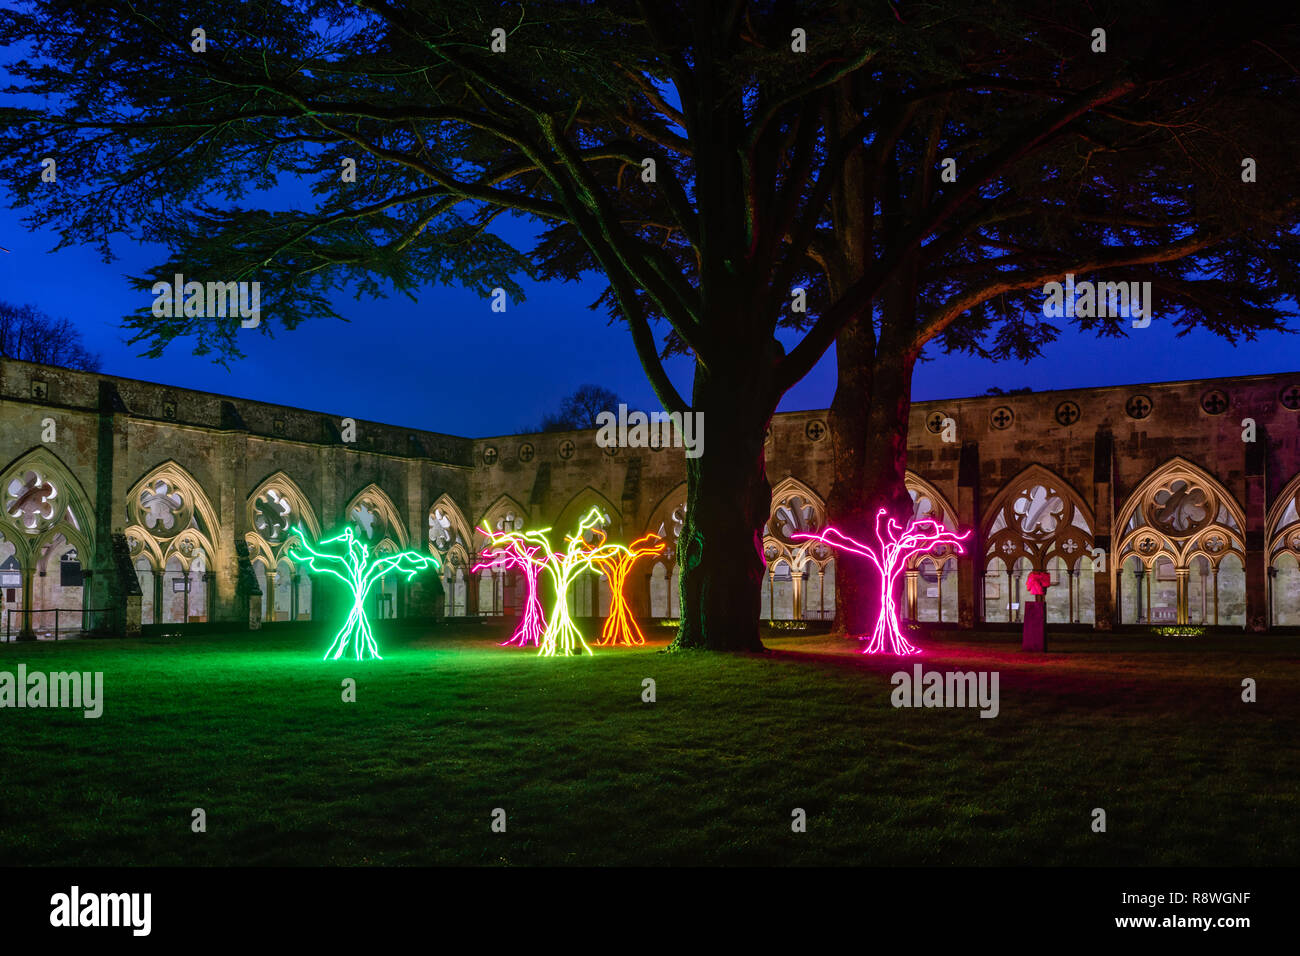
[{"left": 593, "top": 532, "right": 665, "bottom": 646}]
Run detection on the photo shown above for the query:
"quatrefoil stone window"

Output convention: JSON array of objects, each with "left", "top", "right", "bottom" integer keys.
[
  {"left": 140, "top": 480, "right": 184, "bottom": 531},
  {"left": 495, "top": 512, "right": 525, "bottom": 534},
  {"left": 768, "top": 495, "right": 819, "bottom": 545},
  {"left": 429, "top": 508, "right": 461, "bottom": 552},
  {"left": 254, "top": 489, "right": 293, "bottom": 541},
  {"left": 6, "top": 470, "right": 59, "bottom": 532},
  {"left": 1152, "top": 480, "right": 1209, "bottom": 534},
  {"left": 1014, "top": 485, "right": 1065, "bottom": 536},
  {"left": 351, "top": 501, "right": 382, "bottom": 540}
]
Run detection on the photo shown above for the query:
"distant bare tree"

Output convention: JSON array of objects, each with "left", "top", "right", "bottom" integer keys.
[
  {"left": 0, "top": 300, "right": 102, "bottom": 371},
  {"left": 540, "top": 384, "right": 623, "bottom": 431}
]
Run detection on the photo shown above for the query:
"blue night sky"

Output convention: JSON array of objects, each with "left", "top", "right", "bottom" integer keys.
[{"left": 2, "top": 203, "right": 1296, "bottom": 437}]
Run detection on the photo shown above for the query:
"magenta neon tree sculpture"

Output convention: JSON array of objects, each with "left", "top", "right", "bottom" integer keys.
[
  {"left": 793, "top": 509, "right": 969, "bottom": 655},
  {"left": 472, "top": 530, "right": 547, "bottom": 647},
  {"left": 288, "top": 525, "right": 439, "bottom": 661}
]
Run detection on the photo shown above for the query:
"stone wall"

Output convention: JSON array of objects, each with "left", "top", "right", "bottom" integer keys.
[{"left": 2, "top": 355, "right": 1298, "bottom": 634}]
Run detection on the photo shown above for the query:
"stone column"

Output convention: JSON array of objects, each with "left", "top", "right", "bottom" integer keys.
[
  {"left": 956, "top": 441, "right": 980, "bottom": 628},
  {"left": 1069, "top": 568, "right": 1078, "bottom": 624},
  {"left": 467, "top": 568, "right": 480, "bottom": 616},
  {"left": 80, "top": 569, "right": 92, "bottom": 631},
  {"left": 1176, "top": 567, "right": 1189, "bottom": 625},
  {"left": 214, "top": 403, "right": 249, "bottom": 623},
  {"left": 1244, "top": 433, "right": 1268, "bottom": 630},
  {"left": 1091, "top": 429, "right": 1115, "bottom": 630},
  {"left": 265, "top": 568, "right": 278, "bottom": 623},
  {"left": 905, "top": 568, "right": 919, "bottom": 621},
  {"left": 17, "top": 562, "right": 36, "bottom": 641},
  {"left": 92, "top": 382, "right": 136, "bottom": 635},
  {"left": 1136, "top": 567, "right": 1147, "bottom": 624},
  {"left": 1212, "top": 564, "right": 1219, "bottom": 625}
]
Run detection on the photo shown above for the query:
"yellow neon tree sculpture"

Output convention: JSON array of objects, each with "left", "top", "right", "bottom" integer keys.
[
  {"left": 288, "top": 524, "right": 439, "bottom": 661},
  {"left": 593, "top": 532, "right": 665, "bottom": 647},
  {"left": 521, "top": 507, "right": 623, "bottom": 657}
]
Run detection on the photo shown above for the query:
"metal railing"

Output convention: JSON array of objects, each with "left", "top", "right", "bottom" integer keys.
[{"left": 3, "top": 607, "right": 115, "bottom": 642}]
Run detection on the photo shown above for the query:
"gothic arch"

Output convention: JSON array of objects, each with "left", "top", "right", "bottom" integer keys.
[
  {"left": 124, "top": 529, "right": 164, "bottom": 569},
  {"left": 905, "top": 472, "right": 962, "bottom": 572},
  {"left": 552, "top": 487, "right": 621, "bottom": 543},
  {"left": 246, "top": 471, "right": 321, "bottom": 564},
  {"left": 982, "top": 465, "right": 1095, "bottom": 572},
  {"left": 243, "top": 533, "right": 277, "bottom": 568},
  {"left": 906, "top": 472, "right": 958, "bottom": 529},
  {"left": 1115, "top": 456, "right": 1245, "bottom": 569},
  {"left": 764, "top": 476, "right": 827, "bottom": 567},
  {"left": 474, "top": 494, "right": 530, "bottom": 551},
  {"left": 1268, "top": 470, "right": 1300, "bottom": 626},
  {"left": 643, "top": 482, "right": 687, "bottom": 562},
  {"left": 127, "top": 461, "right": 220, "bottom": 545},
  {"left": 1266, "top": 470, "right": 1300, "bottom": 560},
  {"left": 344, "top": 483, "right": 407, "bottom": 549},
  {"left": 428, "top": 493, "right": 473, "bottom": 567},
  {"left": 1, "top": 445, "right": 95, "bottom": 566},
  {"left": 1114, "top": 457, "right": 1246, "bottom": 627}
]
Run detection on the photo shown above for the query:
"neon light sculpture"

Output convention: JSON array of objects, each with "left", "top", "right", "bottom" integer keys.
[
  {"left": 792, "top": 509, "right": 969, "bottom": 655},
  {"left": 472, "top": 531, "right": 547, "bottom": 647},
  {"left": 593, "top": 532, "right": 665, "bottom": 647},
  {"left": 521, "top": 507, "right": 622, "bottom": 657},
  {"left": 288, "top": 525, "right": 439, "bottom": 661}
]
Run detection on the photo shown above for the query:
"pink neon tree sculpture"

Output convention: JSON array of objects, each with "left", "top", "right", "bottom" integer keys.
[
  {"left": 472, "top": 528, "right": 547, "bottom": 647},
  {"left": 792, "top": 509, "right": 970, "bottom": 655}
]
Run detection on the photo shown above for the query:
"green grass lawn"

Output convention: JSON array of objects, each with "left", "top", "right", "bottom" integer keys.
[{"left": 1, "top": 621, "right": 1296, "bottom": 866}]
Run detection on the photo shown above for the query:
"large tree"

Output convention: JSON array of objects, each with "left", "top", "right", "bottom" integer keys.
[
  {"left": 1, "top": 1, "right": 1296, "bottom": 651},
  {"left": 815, "top": 6, "right": 1300, "bottom": 634},
  {"left": 0, "top": 0, "right": 886, "bottom": 651}
]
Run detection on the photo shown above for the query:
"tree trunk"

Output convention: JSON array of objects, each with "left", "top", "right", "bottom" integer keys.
[
  {"left": 827, "top": 316, "right": 919, "bottom": 636},
  {"left": 670, "top": 358, "right": 771, "bottom": 652},
  {"left": 826, "top": 310, "right": 875, "bottom": 636}
]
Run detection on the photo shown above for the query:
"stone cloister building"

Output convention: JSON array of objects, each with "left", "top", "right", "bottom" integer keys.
[{"left": 3, "top": 355, "right": 1299, "bottom": 639}]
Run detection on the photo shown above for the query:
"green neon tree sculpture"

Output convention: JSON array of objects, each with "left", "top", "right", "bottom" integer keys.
[
  {"left": 523, "top": 507, "right": 623, "bottom": 657},
  {"left": 288, "top": 524, "right": 440, "bottom": 661}
]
